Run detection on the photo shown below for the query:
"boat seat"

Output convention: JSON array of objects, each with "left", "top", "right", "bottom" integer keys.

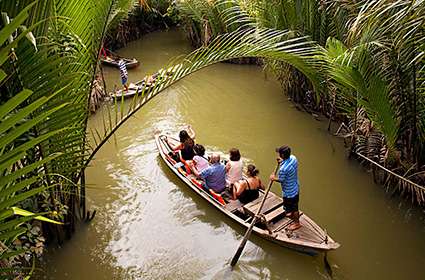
[
  {"left": 263, "top": 206, "right": 285, "bottom": 223},
  {"left": 243, "top": 192, "right": 283, "bottom": 217},
  {"left": 269, "top": 211, "right": 304, "bottom": 233}
]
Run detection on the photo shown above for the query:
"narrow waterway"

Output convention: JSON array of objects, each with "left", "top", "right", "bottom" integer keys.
[{"left": 39, "top": 29, "right": 425, "bottom": 280}]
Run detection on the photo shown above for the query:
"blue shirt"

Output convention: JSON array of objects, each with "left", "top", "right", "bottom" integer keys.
[
  {"left": 278, "top": 155, "right": 299, "bottom": 198},
  {"left": 200, "top": 163, "right": 226, "bottom": 193}
]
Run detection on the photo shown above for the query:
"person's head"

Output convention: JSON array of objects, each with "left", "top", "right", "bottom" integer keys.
[
  {"left": 247, "top": 164, "right": 259, "bottom": 177},
  {"left": 193, "top": 144, "right": 205, "bottom": 157},
  {"left": 179, "top": 130, "right": 190, "bottom": 143},
  {"left": 276, "top": 145, "right": 291, "bottom": 160},
  {"left": 229, "top": 148, "right": 241, "bottom": 161},
  {"left": 210, "top": 153, "right": 220, "bottom": 164}
]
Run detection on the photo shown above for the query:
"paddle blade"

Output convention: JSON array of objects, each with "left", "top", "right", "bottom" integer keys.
[
  {"left": 324, "top": 252, "right": 333, "bottom": 278},
  {"left": 230, "top": 238, "right": 248, "bottom": 267}
]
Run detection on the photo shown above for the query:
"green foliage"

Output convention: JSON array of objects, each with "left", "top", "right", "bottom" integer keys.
[
  {"left": 88, "top": 26, "right": 323, "bottom": 166},
  {"left": 176, "top": 0, "right": 248, "bottom": 46},
  {"left": 324, "top": 37, "right": 399, "bottom": 149},
  {"left": 0, "top": 0, "right": 139, "bottom": 275},
  {"left": 176, "top": 0, "right": 425, "bottom": 201},
  {"left": 0, "top": 1, "right": 424, "bottom": 277},
  {"left": 106, "top": 0, "right": 140, "bottom": 32},
  {"left": 0, "top": 9, "right": 65, "bottom": 275}
]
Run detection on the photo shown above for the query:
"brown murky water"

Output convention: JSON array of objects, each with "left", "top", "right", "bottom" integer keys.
[{"left": 39, "top": 29, "right": 425, "bottom": 279}]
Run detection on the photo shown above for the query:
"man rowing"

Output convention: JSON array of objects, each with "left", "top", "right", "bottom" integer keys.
[{"left": 270, "top": 145, "right": 301, "bottom": 231}]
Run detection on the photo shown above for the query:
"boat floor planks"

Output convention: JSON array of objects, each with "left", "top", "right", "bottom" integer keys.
[
  {"left": 243, "top": 193, "right": 283, "bottom": 216},
  {"left": 263, "top": 206, "right": 285, "bottom": 223},
  {"left": 155, "top": 134, "right": 340, "bottom": 254}
]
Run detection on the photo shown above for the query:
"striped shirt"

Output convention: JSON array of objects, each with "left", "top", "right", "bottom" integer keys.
[
  {"left": 278, "top": 155, "right": 299, "bottom": 198},
  {"left": 118, "top": 59, "right": 128, "bottom": 85}
]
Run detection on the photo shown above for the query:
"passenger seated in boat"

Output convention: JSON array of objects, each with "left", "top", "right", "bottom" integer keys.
[
  {"left": 192, "top": 153, "right": 226, "bottom": 193},
  {"left": 147, "top": 75, "right": 155, "bottom": 84},
  {"left": 166, "top": 126, "right": 196, "bottom": 161},
  {"left": 147, "top": 73, "right": 159, "bottom": 84},
  {"left": 226, "top": 148, "right": 243, "bottom": 185},
  {"left": 128, "top": 83, "right": 137, "bottom": 89},
  {"left": 232, "top": 164, "right": 264, "bottom": 204},
  {"left": 190, "top": 144, "right": 209, "bottom": 173}
]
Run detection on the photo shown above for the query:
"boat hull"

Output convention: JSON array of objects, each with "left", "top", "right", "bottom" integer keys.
[
  {"left": 154, "top": 134, "right": 340, "bottom": 255},
  {"left": 101, "top": 57, "right": 139, "bottom": 69}
]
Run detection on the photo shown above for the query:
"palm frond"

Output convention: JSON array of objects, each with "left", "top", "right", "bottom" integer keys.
[
  {"left": 86, "top": 26, "right": 323, "bottom": 166},
  {"left": 0, "top": 1, "right": 123, "bottom": 271},
  {"left": 324, "top": 37, "right": 399, "bottom": 150},
  {"left": 0, "top": 84, "right": 65, "bottom": 270},
  {"left": 106, "top": 0, "right": 140, "bottom": 32}
]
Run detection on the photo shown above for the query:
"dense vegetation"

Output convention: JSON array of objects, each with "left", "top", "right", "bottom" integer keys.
[
  {"left": 176, "top": 0, "right": 425, "bottom": 203},
  {"left": 105, "top": 0, "right": 178, "bottom": 49},
  {"left": 0, "top": 0, "right": 171, "bottom": 277},
  {"left": 0, "top": 0, "right": 424, "bottom": 277}
]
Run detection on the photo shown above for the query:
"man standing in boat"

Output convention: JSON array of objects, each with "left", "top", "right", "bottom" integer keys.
[
  {"left": 118, "top": 59, "right": 128, "bottom": 91},
  {"left": 270, "top": 145, "right": 301, "bottom": 230}
]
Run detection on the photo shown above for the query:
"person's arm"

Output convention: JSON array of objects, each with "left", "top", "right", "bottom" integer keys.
[
  {"left": 188, "top": 160, "right": 197, "bottom": 173},
  {"left": 194, "top": 166, "right": 209, "bottom": 179},
  {"left": 234, "top": 181, "right": 246, "bottom": 199},
  {"left": 165, "top": 136, "right": 183, "bottom": 151},
  {"left": 232, "top": 181, "right": 240, "bottom": 200},
  {"left": 270, "top": 163, "right": 284, "bottom": 183},
  {"left": 172, "top": 143, "right": 184, "bottom": 151},
  {"left": 232, "top": 184, "right": 238, "bottom": 200},
  {"left": 192, "top": 166, "right": 201, "bottom": 178},
  {"left": 269, "top": 174, "right": 281, "bottom": 183},
  {"left": 187, "top": 125, "right": 196, "bottom": 139},
  {"left": 258, "top": 179, "right": 265, "bottom": 190},
  {"left": 225, "top": 161, "right": 231, "bottom": 173}
]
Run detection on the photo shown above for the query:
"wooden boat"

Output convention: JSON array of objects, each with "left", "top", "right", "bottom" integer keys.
[
  {"left": 101, "top": 56, "right": 139, "bottom": 69},
  {"left": 111, "top": 81, "right": 153, "bottom": 99},
  {"left": 110, "top": 67, "right": 177, "bottom": 99},
  {"left": 155, "top": 134, "right": 340, "bottom": 255}
]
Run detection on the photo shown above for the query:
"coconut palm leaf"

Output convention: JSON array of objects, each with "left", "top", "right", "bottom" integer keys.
[
  {"left": 324, "top": 37, "right": 399, "bottom": 150},
  {"left": 0, "top": 87, "right": 68, "bottom": 207},
  {"left": 343, "top": 1, "right": 425, "bottom": 142},
  {"left": 0, "top": 87, "right": 66, "bottom": 273},
  {"left": 0, "top": 0, "right": 140, "bottom": 220},
  {"left": 177, "top": 0, "right": 239, "bottom": 43},
  {"left": 0, "top": 5, "right": 86, "bottom": 272},
  {"left": 86, "top": 26, "right": 323, "bottom": 165},
  {"left": 417, "top": 64, "right": 425, "bottom": 164},
  {"left": 106, "top": 0, "right": 140, "bottom": 32}
]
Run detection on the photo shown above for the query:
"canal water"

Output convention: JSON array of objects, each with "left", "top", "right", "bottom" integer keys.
[{"left": 39, "top": 29, "right": 425, "bottom": 279}]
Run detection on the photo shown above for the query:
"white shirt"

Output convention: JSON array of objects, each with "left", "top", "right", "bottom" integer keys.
[
  {"left": 193, "top": 155, "right": 209, "bottom": 172},
  {"left": 226, "top": 159, "right": 243, "bottom": 184}
]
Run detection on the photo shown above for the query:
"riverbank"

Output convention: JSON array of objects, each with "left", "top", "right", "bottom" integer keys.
[
  {"left": 37, "top": 29, "right": 425, "bottom": 280},
  {"left": 104, "top": 3, "right": 177, "bottom": 51},
  {"left": 90, "top": 2, "right": 177, "bottom": 113},
  {"left": 176, "top": 0, "right": 425, "bottom": 207}
]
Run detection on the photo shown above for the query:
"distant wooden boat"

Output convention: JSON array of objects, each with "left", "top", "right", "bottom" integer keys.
[
  {"left": 111, "top": 81, "right": 152, "bottom": 99},
  {"left": 101, "top": 56, "right": 139, "bottom": 69},
  {"left": 110, "top": 67, "right": 178, "bottom": 99},
  {"left": 155, "top": 134, "right": 340, "bottom": 255}
]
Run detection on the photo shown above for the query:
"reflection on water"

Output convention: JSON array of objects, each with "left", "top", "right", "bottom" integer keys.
[{"left": 38, "top": 29, "right": 425, "bottom": 280}]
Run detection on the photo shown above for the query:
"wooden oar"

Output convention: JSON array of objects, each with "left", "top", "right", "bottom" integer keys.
[{"left": 230, "top": 162, "right": 280, "bottom": 267}]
